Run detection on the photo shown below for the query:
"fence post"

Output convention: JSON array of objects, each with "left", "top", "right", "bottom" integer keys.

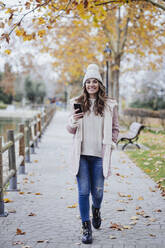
[
  {"left": 30, "top": 119, "right": 35, "bottom": 154},
  {"left": 19, "top": 124, "right": 25, "bottom": 174},
  {"left": 25, "top": 120, "right": 31, "bottom": 163},
  {"left": 38, "top": 113, "right": 42, "bottom": 142},
  {"left": 8, "top": 130, "right": 18, "bottom": 191},
  {"left": 0, "top": 137, "right": 8, "bottom": 217},
  {"left": 34, "top": 116, "right": 38, "bottom": 148}
]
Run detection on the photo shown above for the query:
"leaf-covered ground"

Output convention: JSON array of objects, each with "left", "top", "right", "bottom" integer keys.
[{"left": 126, "top": 130, "right": 165, "bottom": 194}]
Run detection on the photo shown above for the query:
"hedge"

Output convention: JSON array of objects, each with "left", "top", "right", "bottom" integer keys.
[{"left": 124, "top": 108, "right": 165, "bottom": 119}]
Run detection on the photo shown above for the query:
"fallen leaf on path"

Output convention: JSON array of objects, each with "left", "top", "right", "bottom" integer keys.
[
  {"left": 28, "top": 212, "right": 36, "bottom": 216},
  {"left": 23, "top": 177, "right": 28, "bottom": 180},
  {"left": 67, "top": 203, "right": 78, "bottom": 208},
  {"left": 149, "top": 218, "right": 156, "bottom": 222},
  {"left": 138, "top": 196, "right": 144, "bottom": 200},
  {"left": 37, "top": 240, "right": 44, "bottom": 243},
  {"left": 130, "top": 216, "right": 139, "bottom": 220},
  {"left": 136, "top": 206, "right": 142, "bottom": 210},
  {"left": 19, "top": 192, "right": 25, "bottom": 195},
  {"left": 149, "top": 187, "right": 156, "bottom": 192},
  {"left": 154, "top": 209, "right": 162, "bottom": 212},
  {"left": 34, "top": 193, "right": 42, "bottom": 195},
  {"left": 4, "top": 198, "right": 13, "bottom": 203},
  {"left": 145, "top": 222, "right": 151, "bottom": 226},
  {"left": 109, "top": 235, "right": 117, "bottom": 239},
  {"left": 110, "top": 222, "right": 123, "bottom": 231},
  {"left": 136, "top": 211, "right": 150, "bottom": 218},
  {"left": 149, "top": 233, "right": 156, "bottom": 237},
  {"left": 118, "top": 192, "right": 131, "bottom": 198},
  {"left": 116, "top": 208, "right": 125, "bottom": 211},
  {"left": 12, "top": 241, "right": 24, "bottom": 245},
  {"left": 117, "top": 199, "right": 129, "bottom": 203},
  {"left": 123, "top": 225, "right": 132, "bottom": 229},
  {"left": 129, "top": 221, "right": 137, "bottom": 225},
  {"left": 16, "top": 228, "right": 26, "bottom": 235},
  {"left": 34, "top": 160, "right": 38, "bottom": 163},
  {"left": 8, "top": 209, "right": 16, "bottom": 213}
]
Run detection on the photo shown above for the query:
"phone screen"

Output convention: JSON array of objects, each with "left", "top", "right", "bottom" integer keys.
[{"left": 74, "top": 103, "right": 82, "bottom": 114}]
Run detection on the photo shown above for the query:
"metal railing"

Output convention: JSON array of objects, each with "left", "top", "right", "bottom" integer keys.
[{"left": 0, "top": 104, "right": 56, "bottom": 217}]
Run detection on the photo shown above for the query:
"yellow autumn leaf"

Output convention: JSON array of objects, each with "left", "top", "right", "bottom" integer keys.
[
  {"left": 4, "top": 49, "right": 11, "bottom": 55},
  {"left": 38, "top": 30, "right": 46, "bottom": 37},
  {"left": 38, "top": 17, "right": 46, "bottom": 25},
  {"left": 35, "top": 192, "right": 42, "bottom": 195},
  {"left": 19, "top": 192, "right": 25, "bottom": 195},
  {"left": 67, "top": 203, "right": 78, "bottom": 208},
  {"left": 15, "top": 29, "right": 23, "bottom": 36},
  {"left": 144, "top": 168, "right": 151, "bottom": 173},
  {"left": 34, "top": 160, "right": 38, "bottom": 163},
  {"left": 138, "top": 196, "right": 144, "bottom": 200},
  {"left": 5, "top": 8, "right": 13, "bottom": 14},
  {"left": 4, "top": 198, "right": 13, "bottom": 203}
]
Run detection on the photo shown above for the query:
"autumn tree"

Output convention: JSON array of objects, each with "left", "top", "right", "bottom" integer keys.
[
  {"left": 33, "top": 4, "right": 164, "bottom": 104},
  {"left": 0, "top": 1, "right": 164, "bottom": 106}
]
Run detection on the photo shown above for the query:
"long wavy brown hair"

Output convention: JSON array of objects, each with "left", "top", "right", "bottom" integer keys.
[{"left": 75, "top": 80, "right": 108, "bottom": 117}]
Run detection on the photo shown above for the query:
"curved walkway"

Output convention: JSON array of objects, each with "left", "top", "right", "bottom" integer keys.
[{"left": 0, "top": 110, "right": 165, "bottom": 248}]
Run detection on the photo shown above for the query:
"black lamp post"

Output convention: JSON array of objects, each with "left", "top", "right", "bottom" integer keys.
[{"left": 104, "top": 43, "right": 112, "bottom": 96}]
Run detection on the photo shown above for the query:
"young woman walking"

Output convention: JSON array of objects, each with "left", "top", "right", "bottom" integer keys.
[{"left": 66, "top": 64, "right": 119, "bottom": 244}]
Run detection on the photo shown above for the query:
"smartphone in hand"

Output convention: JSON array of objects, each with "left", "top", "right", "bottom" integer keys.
[{"left": 74, "top": 103, "right": 83, "bottom": 114}]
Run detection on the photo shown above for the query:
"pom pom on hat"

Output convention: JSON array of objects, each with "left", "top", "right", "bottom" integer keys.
[{"left": 82, "top": 63, "right": 103, "bottom": 86}]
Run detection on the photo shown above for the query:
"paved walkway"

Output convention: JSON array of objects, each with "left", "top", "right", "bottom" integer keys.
[{"left": 0, "top": 110, "right": 165, "bottom": 248}]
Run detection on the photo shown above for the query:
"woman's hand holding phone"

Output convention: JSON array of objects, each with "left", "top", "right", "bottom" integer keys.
[
  {"left": 73, "top": 104, "right": 84, "bottom": 121},
  {"left": 73, "top": 108, "right": 84, "bottom": 121}
]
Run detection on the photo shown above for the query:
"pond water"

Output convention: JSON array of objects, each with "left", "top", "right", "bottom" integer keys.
[{"left": 0, "top": 118, "right": 23, "bottom": 143}]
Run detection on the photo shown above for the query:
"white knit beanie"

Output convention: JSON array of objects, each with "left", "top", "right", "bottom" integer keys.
[{"left": 82, "top": 64, "right": 103, "bottom": 87}]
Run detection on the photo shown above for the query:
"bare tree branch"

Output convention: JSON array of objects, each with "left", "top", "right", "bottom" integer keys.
[
  {"left": 1, "top": 0, "right": 72, "bottom": 41},
  {"left": 95, "top": 0, "right": 165, "bottom": 11},
  {"left": 146, "top": 0, "right": 165, "bottom": 10},
  {"left": 7, "top": 0, "right": 51, "bottom": 37}
]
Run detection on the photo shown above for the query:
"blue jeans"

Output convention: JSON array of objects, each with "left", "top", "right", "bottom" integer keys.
[{"left": 76, "top": 155, "right": 104, "bottom": 222}]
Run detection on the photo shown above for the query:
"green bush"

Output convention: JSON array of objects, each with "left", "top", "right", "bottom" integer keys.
[
  {"left": 0, "top": 102, "right": 7, "bottom": 109},
  {"left": 24, "top": 77, "right": 46, "bottom": 104},
  {"left": 130, "top": 98, "right": 165, "bottom": 110},
  {"left": 0, "top": 87, "right": 13, "bottom": 104}
]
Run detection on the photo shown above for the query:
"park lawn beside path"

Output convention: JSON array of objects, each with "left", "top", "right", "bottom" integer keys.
[{"left": 126, "top": 130, "right": 165, "bottom": 196}]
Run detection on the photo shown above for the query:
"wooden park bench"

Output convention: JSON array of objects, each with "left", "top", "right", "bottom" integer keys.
[{"left": 117, "top": 122, "right": 145, "bottom": 150}]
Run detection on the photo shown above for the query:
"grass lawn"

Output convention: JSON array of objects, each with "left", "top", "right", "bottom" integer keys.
[{"left": 125, "top": 130, "right": 165, "bottom": 195}]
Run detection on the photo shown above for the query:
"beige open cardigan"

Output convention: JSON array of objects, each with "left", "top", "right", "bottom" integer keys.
[{"left": 66, "top": 98, "right": 119, "bottom": 178}]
